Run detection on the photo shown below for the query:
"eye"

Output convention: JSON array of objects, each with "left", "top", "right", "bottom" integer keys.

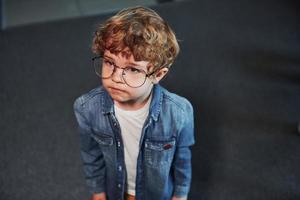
[
  {"left": 126, "top": 67, "right": 142, "bottom": 74},
  {"left": 103, "top": 59, "right": 115, "bottom": 68}
]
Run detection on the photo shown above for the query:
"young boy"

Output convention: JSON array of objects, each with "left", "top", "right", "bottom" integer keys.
[{"left": 73, "top": 6, "right": 195, "bottom": 200}]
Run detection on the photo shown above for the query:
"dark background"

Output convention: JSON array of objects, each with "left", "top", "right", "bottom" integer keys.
[
  {"left": 1, "top": 0, "right": 300, "bottom": 199},
  {"left": 0, "top": 0, "right": 2, "bottom": 30}
]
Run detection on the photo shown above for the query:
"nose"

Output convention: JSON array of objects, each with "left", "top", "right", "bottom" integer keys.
[{"left": 111, "top": 67, "right": 124, "bottom": 83}]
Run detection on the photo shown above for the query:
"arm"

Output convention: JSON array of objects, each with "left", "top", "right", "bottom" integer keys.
[
  {"left": 172, "top": 197, "right": 187, "bottom": 200},
  {"left": 91, "top": 192, "right": 107, "bottom": 200},
  {"left": 73, "top": 98, "right": 106, "bottom": 195},
  {"left": 172, "top": 100, "right": 195, "bottom": 199}
]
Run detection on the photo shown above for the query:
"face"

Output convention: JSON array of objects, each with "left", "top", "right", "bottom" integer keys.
[{"left": 101, "top": 50, "right": 157, "bottom": 110}]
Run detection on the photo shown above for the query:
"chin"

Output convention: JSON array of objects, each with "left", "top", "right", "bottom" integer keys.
[{"left": 110, "top": 93, "right": 129, "bottom": 102}]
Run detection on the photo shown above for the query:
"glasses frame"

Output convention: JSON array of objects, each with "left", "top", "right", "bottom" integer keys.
[{"left": 92, "top": 55, "right": 157, "bottom": 88}]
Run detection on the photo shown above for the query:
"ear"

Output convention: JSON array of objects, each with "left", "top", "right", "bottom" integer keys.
[{"left": 152, "top": 67, "right": 169, "bottom": 84}]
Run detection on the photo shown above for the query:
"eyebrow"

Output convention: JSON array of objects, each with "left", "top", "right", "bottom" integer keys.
[
  {"left": 103, "top": 55, "right": 145, "bottom": 69},
  {"left": 103, "top": 55, "right": 114, "bottom": 62}
]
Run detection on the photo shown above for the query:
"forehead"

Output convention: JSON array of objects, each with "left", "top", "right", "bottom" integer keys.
[{"left": 104, "top": 50, "right": 149, "bottom": 68}]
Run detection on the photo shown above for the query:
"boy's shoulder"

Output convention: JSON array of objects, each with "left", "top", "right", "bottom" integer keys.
[
  {"left": 160, "top": 86, "right": 193, "bottom": 112},
  {"left": 73, "top": 86, "right": 104, "bottom": 109}
]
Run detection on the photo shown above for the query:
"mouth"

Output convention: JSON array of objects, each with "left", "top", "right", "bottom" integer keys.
[{"left": 109, "top": 87, "right": 126, "bottom": 93}]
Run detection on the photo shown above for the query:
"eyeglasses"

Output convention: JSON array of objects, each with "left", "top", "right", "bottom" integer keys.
[{"left": 92, "top": 56, "right": 156, "bottom": 88}]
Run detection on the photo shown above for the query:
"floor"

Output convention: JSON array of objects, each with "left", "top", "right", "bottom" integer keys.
[
  {"left": 1, "top": 0, "right": 178, "bottom": 29},
  {"left": 1, "top": 0, "right": 299, "bottom": 199}
]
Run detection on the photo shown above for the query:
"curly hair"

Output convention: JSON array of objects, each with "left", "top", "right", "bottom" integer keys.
[{"left": 92, "top": 6, "right": 180, "bottom": 71}]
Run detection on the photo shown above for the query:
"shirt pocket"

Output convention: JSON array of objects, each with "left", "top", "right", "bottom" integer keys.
[
  {"left": 91, "top": 132, "right": 115, "bottom": 164},
  {"left": 144, "top": 138, "right": 176, "bottom": 168},
  {"left": 91, "top": 132, "right": 114, "bottom": 146}
]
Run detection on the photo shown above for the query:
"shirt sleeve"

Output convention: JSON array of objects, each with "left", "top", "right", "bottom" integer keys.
[
  {"left": 172, "top": 99, "right": 195, "bottom": 198},
  {"left": 73, "top": 97, "right": 106, "bottom": 194}
]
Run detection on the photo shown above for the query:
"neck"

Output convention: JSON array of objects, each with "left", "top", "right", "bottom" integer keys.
[{"left": 114, "top": 89, "right": 152, "bottom": 111}]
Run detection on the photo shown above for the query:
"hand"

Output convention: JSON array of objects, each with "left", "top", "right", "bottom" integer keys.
[
  {"left": 91, "top": 192, "right": 106, "bottom": 200},
  {"left": 172, "top": 196, "right": 187, "bottom": 200}
]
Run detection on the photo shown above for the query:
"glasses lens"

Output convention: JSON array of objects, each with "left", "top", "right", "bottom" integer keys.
[
  {"left": 92, "top": 56, "right": 148, "bottom": 88},
  {"left": 93, "top": 57, "right": 113, "bottom": 78},
  {"left": 123, "top": 68, "right": 147, "bottom": 88}
]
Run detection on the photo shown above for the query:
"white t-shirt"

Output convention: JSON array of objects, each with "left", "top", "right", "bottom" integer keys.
[{"left": 114, "top": 96, "right": 151, "bottom": 195}]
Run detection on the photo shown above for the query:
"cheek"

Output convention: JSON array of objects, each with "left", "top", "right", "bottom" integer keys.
[
  {"left": 134, "top": 83, "right": 153, "bottom": 96},
  {"left": 125, "top": 88, "right": 139, "bottom": 97},
  {"left": 101, "top": 80, "right": 109, "bottom": 89}
]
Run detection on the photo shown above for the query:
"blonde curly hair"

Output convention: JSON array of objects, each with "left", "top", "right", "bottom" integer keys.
[{"left": 92, "top": 6, "right": 180, "bottom": 71}]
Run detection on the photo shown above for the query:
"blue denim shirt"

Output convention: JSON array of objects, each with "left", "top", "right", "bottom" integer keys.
[{"left": 73, "top": 84, "right": 195, "bottom": 200}]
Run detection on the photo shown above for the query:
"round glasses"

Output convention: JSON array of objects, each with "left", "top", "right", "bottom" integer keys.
[{"left": 92, "top": 56, "right": 156, "bottom": 88}]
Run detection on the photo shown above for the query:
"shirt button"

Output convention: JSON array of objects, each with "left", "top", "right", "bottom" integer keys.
[
  {"left": 118, "top": 166, "right": 122, "bottom": 171},
  {"left": 113, "top": 123, "right": 117, "bottom": 126},
  {"left": 117, "top": 142, "right": 121, "bottom": 147},
  {"left": 118, "top": 184, "right": 121, "bottom": 188}
]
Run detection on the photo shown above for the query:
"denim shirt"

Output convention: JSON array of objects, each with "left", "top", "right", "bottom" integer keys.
[{"left": 73, "top": 84, "right": 195, "bottom": 200}]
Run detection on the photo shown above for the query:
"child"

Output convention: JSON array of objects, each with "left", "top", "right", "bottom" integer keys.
[{"left": 73, "top": 6, "right": 195, "bottom": 200}]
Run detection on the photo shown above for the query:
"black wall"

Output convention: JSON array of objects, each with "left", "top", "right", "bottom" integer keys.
[
  {"left": 0, "top": 0, "right": 2, "bottom": 30},
  {"left": 0, "top": 0, "right": 300, "bottom": 199}
]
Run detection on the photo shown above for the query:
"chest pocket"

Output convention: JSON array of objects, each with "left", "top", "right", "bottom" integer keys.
[
  {"left": 91, "top": 132, "right": 114, "bottom": 164},
  {"left": 144, "top": 138, "right": 176, "bottom": 168},
  {"left": 91, "top": 132, "right": 114, "bottom": 146}
]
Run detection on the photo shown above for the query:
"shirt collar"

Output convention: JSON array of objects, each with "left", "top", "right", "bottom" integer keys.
[
  {"left": 101, "top": 84, "right": 163, "bottom": 121},
  {"left": 149, "top": 84, "right": 163, "bottom": 121},
  {"left": 101, "top": 88, "right": 114, "bottom": 115}
]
